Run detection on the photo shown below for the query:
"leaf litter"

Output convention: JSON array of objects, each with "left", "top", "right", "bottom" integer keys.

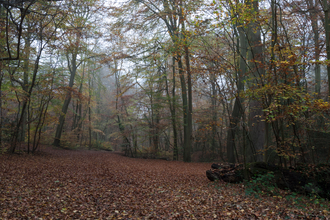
[{"left": 0, "top": 148, "right": 329, "bottom": 219}]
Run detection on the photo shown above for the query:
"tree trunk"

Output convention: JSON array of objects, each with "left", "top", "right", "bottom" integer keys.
[
  {"left": 88, "top": 73, "right": 92, "bottom": 150},
  {"left": 323, "top": 0, "right": 330, "bottom": 97},
  {"left": 227, "top": 98, "right": 241, "bottom": 163},
  {"left": 306, "top": 0, "right": 321, "bottom": 96},
  {"left": 226, "top": 22, "right": 247, "bottom": 163},
  {"left": 53, "top": 52, "right": 78, "bottom": 147},
  {"left": 210, "top": 72, "right": 217, "bottom": 155},
  {"left": 171, "top": 57, "right": 178, "bottom": 160},
  {"left": 165, "top": 57, "right": 178, "bottom": 160},
  {"left": 10, "top": 43, "right": 43, "bottom": 153},
  {"left": 247, "top": 0, "right": 265, "bottom": 162},
  {"left": 0, "top": 65, "right": 3, "bottom": 148},
  {"left": 20, "top": 33, "right": 31, "bottom": 144},
  {"left": 181, "top": 7, "right": 192, "bottom": 162},
  {"left": 114, "top": 61, "right": 131, "bottom": 154},
  {"left": 185, "top": 51, "right": 192, "bottom": 162},
  {"left": 178, "top": 56, "right": 189, "bottom": 162},
  {"left": 72, "top": 64, "right": 85, "bottom": 132}
]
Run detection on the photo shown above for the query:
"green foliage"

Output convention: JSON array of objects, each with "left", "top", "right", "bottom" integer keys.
[
  {"left": 285, "top": 192, "right": 307, "bottom": 210},
  {"left": 244, "top": 170, "right": 330, "bottom": 212},
  {"left": 284, "top": 190, "right": 329, "bottom": 211},
  {"left": 245, "top": 172, "right": 278, "bottom": 198}
]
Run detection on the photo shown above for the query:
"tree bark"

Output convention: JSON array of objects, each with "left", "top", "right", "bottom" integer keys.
[
  {"left": 323, "top": 0, "right": 330, "bottom": 97},
  {"left": 306, "top": 0, "right": 321, "bottom": 96},
  {"left": 177, "top": 56, "right": 189, "bottom": 161},
  {"left": 72, "top": 63, "right": 85, "bottom": 132},
  {"left": 20, "top": 29, "right": 31, "bottom": 144},
  {"left": 165, "top": 57, "right": 179, "bottom": 160},
  {"left": 10, "top": 42, "right": 43, "bottom": 153},
  {"left": 88, "top": 72, "right": 92, "bottom": 149},
  {"left": 181, "top": 3, "right": 192, "bottom": 162},
  {"left": 247, "top": 0, "right": 265, "bottom": 162},
  {"left": 53, "top": 52, "right": 78, "bottom": 147},
  {"left": 172, "top": 57, "right": 178, "bottom": 160},
  {"left": 210, "top": 71, "right": 217, "bottom": 155},
  {"left": 0, "top": 64, "right": 3, "bottom": 148},
  {"left": 226, "top": 23, "right": 247, "bottom": 163}
]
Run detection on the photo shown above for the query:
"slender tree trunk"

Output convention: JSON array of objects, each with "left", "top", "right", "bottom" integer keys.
[
  {"left": 72, "top": 101, "right": 79, "bottom": 131},
  {"left": 209, "top": 71, "right": 218, "bottom": 157},
  {"left": 149, "top": 87, "right": 155, "bottom": 152},
  {"left": 323, "top": 0, "right": 330, "bottom": 97},
  {"left": 20, "top": 31, "right": 31, "bottom": 144},
  {"left": 264, "top": 0, "right": 277, "bottom": 162},
  {"left": 27, "top": 99, "right": 31, "bottom": 153},
  {"left": 0, "top": 64, "right": 3, "bottom": 148},
  {"left": 165, "top": 57, "right": 178, "bottom": 160},
  {"left": 226, "top": 23, "right": 247, "bottom": 163},
  {"left": 313, "top": 22, "right": 321, "bottom": 96},
  {"left": 133, "top": 129, "right": 137, "bottom": 156},
  {"left": 32, "top": 100, "right": 46, "bottom": 152},
  {"left": 307, "top": 0, "right": 321, "bottom": 96},
  {"left": 114, "top": 61, "right": 130, "bottom": 153},
  {"left": 72, "top": 64, "right": 85, "bottom": 131},
  {"left": 10, "top": 43, "right": 43, "bottom": 153},
  {"left": 32, "top": 76, "right": 54, "bottom": 153},
  {"left": 185, "top": 42, "right": 192, "bottom": 162},
  {"left": 177, "top": 56, "right": 189, "bottom": 162},
  {"left": 88, "top": 72, "right": 92, "bottom": 150},
  {"left": 53, "top": 52, "right": 78, "bottom": 147},
  {"left": 227, "top": 98, "right": 241, "bottom": 163}
]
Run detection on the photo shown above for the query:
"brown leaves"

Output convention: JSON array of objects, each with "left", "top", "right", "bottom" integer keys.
[{"left": 0, "top": 148, "right": 329, "bottom": 219}]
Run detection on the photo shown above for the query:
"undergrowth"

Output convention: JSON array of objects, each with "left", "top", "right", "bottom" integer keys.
[{"left": 244, "top": 172, "right": 330, "bottom": 214}]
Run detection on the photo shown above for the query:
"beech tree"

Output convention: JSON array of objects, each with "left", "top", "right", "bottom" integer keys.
[
  {"left": 53, "top": 0, "right": 102, "bottom": 147},
  {"left": 107, "top": 0, "right": 205, "bottom": 161},
  {"left": 1, "top": 0, "right": 330, "bottom": 166},
  {"left": 0, "top": 1, "right": 63, "bottom": 153}
]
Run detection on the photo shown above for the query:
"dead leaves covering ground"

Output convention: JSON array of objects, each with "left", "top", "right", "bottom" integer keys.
[{"left": 0, "top": 148, "right": 329, "bottom": 219}]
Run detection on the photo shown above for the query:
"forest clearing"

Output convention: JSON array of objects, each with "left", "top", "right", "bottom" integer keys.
[
  {"left": 0, "top": 147, "right": 329, "bottom": 219},
  {"left": 2, "top": 0, "right": 330, "bottom": 218}
]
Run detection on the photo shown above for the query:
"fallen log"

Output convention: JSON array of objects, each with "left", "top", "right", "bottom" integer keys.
[{"left": 206, "top": 163, "right": 243, "bottom": 183}]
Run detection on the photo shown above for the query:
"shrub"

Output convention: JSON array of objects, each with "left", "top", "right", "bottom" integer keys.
[{"left": 245, "top": 172, "right": 279, "bottom": 198}]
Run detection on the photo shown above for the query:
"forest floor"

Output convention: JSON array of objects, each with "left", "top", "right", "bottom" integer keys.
[{"left": 0, "top": 147, "right": 329, "bottom": 219}]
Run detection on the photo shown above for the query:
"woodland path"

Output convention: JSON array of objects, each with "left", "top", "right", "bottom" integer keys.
[{"left": 0, "top": 148, "right": 329, "bottom": 219}]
